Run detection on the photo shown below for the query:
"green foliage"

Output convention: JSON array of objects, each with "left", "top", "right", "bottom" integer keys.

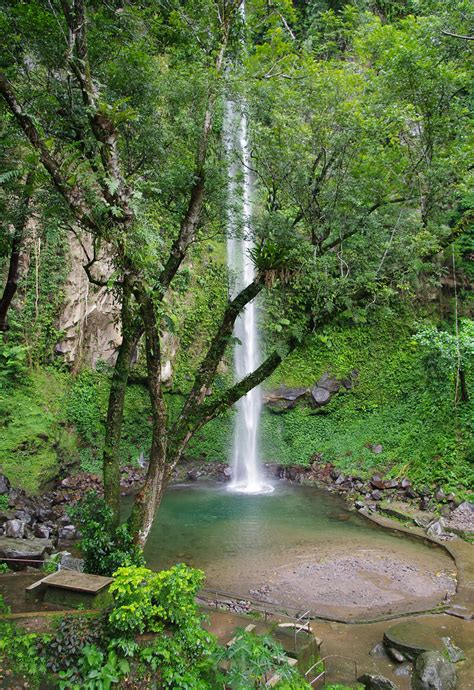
[
  {"left": 108, "top": 563, "right": 204, "bottom": 635},
  {"left": 0, "top": 368, "right": 78, "bottom": 492},
  {"left": 0, "top": 617, "right": 49, "bottom": 688},
  {"left": 0, "top": 494, "right": 9, "bottom": 510},
  {"left": 38, "top": 614, "right": 107, "bottom": 683},
  {"left": 413, "top": 319, "right": 474, "bottom": 383},
  {"left": 0, "top": 337, "right": 29, "bottom": 387},
  {"left": 217, "top": 629, "right": 311, "bottom": 689},
  {"left": 69, "top": 492, "right": 144, "bottom": 576},
  {"left": 0, "top": 563, "right": 9, "bottom": 574}
]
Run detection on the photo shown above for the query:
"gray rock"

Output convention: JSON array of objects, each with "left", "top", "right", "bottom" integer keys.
[
  {"left": 426, "top": 518, "right": 446, "bottom": 539},
  {"left": 371, "top": 490, "right": 383, "bottom": 501},
  {"left": 394, "top": 663, "right": 412, "bottom": 678},
  {"left": 58, "top": 551, "right": 84, "bottom": 572},
  {"left": 15, "top": 510, "right": 33, "bottom": 526},
  {"left": 311, "top": 386, "right": 331, "bottom": 406},
  {"left": 33, "top": 524, "right": 50, "bottom": 539},
  {"left": 387, "top": 647, "right": 406, "bottom": 663},
  {"left": 223, "top": 466, "right": 232, "bottom": 478},
  {"left": 58, "top": 525, "right": 77, "bottom": 540},
  {"left": 441, "top": 637, "right": 466, "bottom": 663},
  {"left": 0, "top": 474, "right": 11, "bottom": 495},
  {"left": 317, "top": 373, "right": 341, "bottom": 393},
  {"left": 412, "top": 651, "right": 456, "bottom": 690},
  {"left": 372, "top": 444, "right": 384, "bottom": 454},
  {"left": 401, "top": 478, "right": 412, "bottom": 489},
  {"left": 0, "top": 536, "right": 53, "bottom": 561},
  {"left": 357, "top": 673, "right": 398, "bottom": 689},
  {"left": 369, "top": 642, "right": 389, "bottom": 658},
  {"left": 5, "top": 519, "right": 26, "bottom": 538}
]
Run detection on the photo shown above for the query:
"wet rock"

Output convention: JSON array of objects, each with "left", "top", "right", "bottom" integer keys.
[
  {"left": 0, "top": 474, "right": 11, "bottom": 495},
  {"left": 187, "top": 469, "right": 202, "bottom": 481},
  {"left": 355, "top": 500, "right": 366, "bottom": 510},
  {"left": 405, "top": 487, "right": 417, "bottom": 499},
  {"left": 311, "top": 386, "right": 331, "bottom": 406},
  {"left": 357, "top": 673, "right": 397, "bottom": 690},
  {"left": 400, "top": 478, "right": 411, "bottom": 489},
  {"left": 435, "top": 488, "right": 445, "bottom": 502},
  {"left": 369, "top": 643, "right": 389, "bottom": 658},
  {"left": 335, "top": 474, "right": 346, "bottom": 485},
  {"left": 387, "top": 647, "right": 406, "bottom": 663},
  {"left": 412, "top": 651, "right": 456, "bottom": 690},
  {"left": 4, "top": 519, "right": 26, "bottom": 538},
  {"left": 222, "top": 466, "right": 232, "bottom": 479},
  {"left": 316, "top": 373, "right": 341, "bottom": 393},
  {"left": 394, "top": 663, "right": 412, "bottom": 678},
  {"left": 267, "top": 399, "right": 297, "bottom": 414},
  {"left": 371, "top": 490, "right": 382, "bottom": 501},
  {"left": 441, "top": 637, "right": 466, "bottom": 663}
]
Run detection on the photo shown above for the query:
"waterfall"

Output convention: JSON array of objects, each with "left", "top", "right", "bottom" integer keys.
[{"left": 224, "top": 97, "right": 273, "bottom": 495}]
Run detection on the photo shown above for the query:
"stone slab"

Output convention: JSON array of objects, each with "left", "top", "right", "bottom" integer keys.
[{"left": 43, "top": 570, "right": 112, "bottom": 593}]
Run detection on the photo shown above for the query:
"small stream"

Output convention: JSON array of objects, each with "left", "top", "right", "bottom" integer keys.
[{"left": 123, "top": 482, "right": 456, "bottom": 620}]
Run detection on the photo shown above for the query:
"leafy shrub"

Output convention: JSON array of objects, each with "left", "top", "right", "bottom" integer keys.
[
  {"left": 217, "top": 629, "right": 311, "bottom": 689},
  {"left": 0, "top": 337, "right": 29, "bottom": 387},
  {"left": 0, "top": 494, "right": 9, "bottom": 510},
  {"left": 38, "top": 613, "right": 107, "bottom": 684},
  {"left": 0, "top": 563, "right": 9, "bottom": 574},
  {"left": 68, "top": 492, "right": 144, "bottom": 576},
  {"left": 108, "top": 563, "right": 204, "bottom": 635}
]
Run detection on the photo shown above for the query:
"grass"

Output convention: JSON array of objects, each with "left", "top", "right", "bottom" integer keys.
[{"left": 0, "top": 369, "right": 78, "bottom": 493}]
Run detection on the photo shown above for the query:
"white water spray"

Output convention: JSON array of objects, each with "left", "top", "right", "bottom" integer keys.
[{"left": 224, "top": 96, "right": 273, "bottom": 495}]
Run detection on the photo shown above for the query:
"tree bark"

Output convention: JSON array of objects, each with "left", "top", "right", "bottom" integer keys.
[
  {"left": 128, "top": 291, "right": 168, "bottom": 546},
  {"left": 0, "top": 171, "right": 35, "bottom": 331},
  {"left": 102, "top": 277, "right": 142, "bottom": 526}
]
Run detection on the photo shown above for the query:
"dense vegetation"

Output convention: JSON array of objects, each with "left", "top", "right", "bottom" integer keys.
[{"left": 0, "top": 1, "right": 472, "bottom": 687}]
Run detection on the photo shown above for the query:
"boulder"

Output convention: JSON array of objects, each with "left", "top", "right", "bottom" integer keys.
[
  {"left": 316, "top": 373, "right": 341, "bottom": 393},
  {"left": 34, "top": 524, "right": 51, "bottom": 539},
  {"left": 371, "top": 474, "right": 398, "bottom": 490},
  {"left": 394, "top": 663, "right": 412, "bottom": 678},
  {"left": 371, "top": 444, "right": 384, "bottom": 454},
  {"left": 0, "top": 474, "right": 11, "bottom": 495},
  {"left": 426, "top": 518, "right": 447, "bottom": 539},
  {"left": 412, "top": 651, "right": 456, "bottom": 690},
  {"left": 4, "top": 519, "right": 26, "bottom": 538},
  {"left": 311, "top": 386, "right": 331, "bottom": 406},
  {"left": 187, "top": 469, "right": 202, "bottom": 481},
  {"left": 369, "top": 643, "right": 389, "bottom": 659},
  {"left": 0, "top": 536, "right": 53, "bottom": 561},
  {"left": 357, "top": 673, "right": 398, "bottom": 690},
  {"left": 58, "top": 525, "right": 77, "bottom": 540}
]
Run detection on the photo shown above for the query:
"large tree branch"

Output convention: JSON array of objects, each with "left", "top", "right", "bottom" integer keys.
[
  {"left": 59, "top": 0, "right": 132, "bottom": 221},
  {"left": 175, "top": 276, "right": 265, "bottom": 435},
  {"left": 157, "top": 5, "right": 237, "bottom": 295},
  {"left": 0, "top": 171, "right": 35, "bottom": 331}
]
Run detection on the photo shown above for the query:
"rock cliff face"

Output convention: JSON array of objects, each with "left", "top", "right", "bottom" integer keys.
[{"left": 56, "top": 235, "right": 121, "bottom": 368}]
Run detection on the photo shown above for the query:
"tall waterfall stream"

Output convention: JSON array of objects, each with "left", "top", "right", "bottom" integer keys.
[{"left": 224, "top": 96, "right": 273, "bottom": 495}]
